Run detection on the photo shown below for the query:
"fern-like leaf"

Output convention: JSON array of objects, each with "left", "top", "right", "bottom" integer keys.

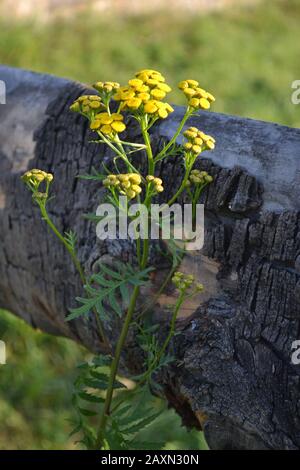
[{"left": 66, "top": 261, "right": 153, "bottom": 321}]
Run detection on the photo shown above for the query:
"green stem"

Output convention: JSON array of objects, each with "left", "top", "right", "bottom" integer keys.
[
  {"left": 167, "top": 168, "right": 190, "bottom": 206},
  {"left": 95, "top": 283, "right": 140, "bottom": 449},
  {"left": 94, "top": 113, "right": 159, "bottom": 448},
  {"left": 157, "top": 293, "right": 184, "bottom": 362},
  {"left": 141, "top": 118, "right": 154, "bottom": 175},
  {"left": 98, "top": 132, "right": 139, "bottom": 174},
  {"left": 154, "top": 109, "right": 192, "bottom": 163},
  {"left": 40, "top": 205, "right": 85, "bottom": 284},
  {"left": 136, "top": 250, "right": 184, "bottom": 320},
  {"left": 95, "top": 195, "right": 151, "bottom": 448},
  {"left": 139, "top": 292, "right": 185, "bottom": 384},
  {"left": 39, "top": 204, "right": 108, "bottom": 348}
]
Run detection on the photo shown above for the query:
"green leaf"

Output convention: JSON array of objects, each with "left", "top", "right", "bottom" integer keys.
[
  {"left": 90, "top": 274, "right": 114, "bottom": 287},
  {"left": 69, "top": 421, "right": 82, "bottom": 438},
  {"left": 78, "top": 407, "right": 97, "bottom": 417},
  {"left": 64, "top": 230, "right": 77, "bottom": 251},
  {"left": 95, "top": 300, "right": 110, "bottom": 321},
  {"left": 114, "top": 404, "right": 132, "bottom": 419},
  {"left": 66, "top": 297, "right": 95, "bottom": 321},
  {"left": 78, "top": 392, "right": 104, "bottom": 403},
  {"left": 68, "top": 261, "right": 153, "bottom": 321},
  {"left": 100, "top": 263, "right": 123, "bottom": 280},
  {"left": 120, "top": 411, "right": 161, "bottom": 434},
  {"left": 109, "top": 290, "right": 122, "bottom": 317},
  {"left": 129, "top": 441, "right": 164, "bottom": 450},
  {"left": 89, "top": 370, "right": 109, "bottom": 381},
  {"left": 83, "top": 378, "right": 108, "bottom": 390},
  {"left": 120, "top": 283, "right": 130, "bottom": 305},
  {"left": 92, "top": 355, "right": 112, "bottom": 367}
]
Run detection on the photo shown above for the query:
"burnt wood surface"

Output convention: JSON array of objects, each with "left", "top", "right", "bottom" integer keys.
[{"left": 0, "top": 65, "right": 300, "bottom": 449}]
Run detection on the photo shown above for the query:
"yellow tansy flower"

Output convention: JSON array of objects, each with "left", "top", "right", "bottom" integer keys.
[
  {"left": 90, "top": 112, "right": 126, "bottom": 134},
  {"left": 183, "top": 127, "right": 215, "bottom": 155},
  {"left": 178, "top": 79, "right": 215, "bottom": 111},
  {"left": 103, "top": 173, "right": 142, "bottom": 200}
]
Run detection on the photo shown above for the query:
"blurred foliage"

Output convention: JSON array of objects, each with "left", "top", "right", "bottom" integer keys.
[
  {"left": 0, "top": 0, "right": 299, "bottom": 450},
  {"left": 0, "top": 0, "right": 299, "bottom": 126},
  {"left": 0, "top": 309, "right": 208, "bottom": 449}
]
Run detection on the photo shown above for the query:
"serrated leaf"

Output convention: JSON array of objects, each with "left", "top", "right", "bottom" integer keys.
[
  {"left": 90, "top": 273, "right": 114, "bottom": 287},
  {"left": 78, "top": 407, "right": 97, "bottom": 417},
  {"left": 89, "top": 370, "right": 109, "bottom": 381},
  {"left": 69, "top": 421, "right": 82, "bottom": 438},
  {"left": 78, "top": 392, "right": 105, "bottom": 403},
  {"left": 120, "top": 283, "right": 130, "bottom": 305},
  {"left": 114, "top": 404, "right": 132, "bottom": 419},
  {"left": 92, "top": 355, "right": 112, "bottom": 367},
  {"left": 109, "top": 290, "right": 122, "bottom": 317},
  {"left": 120, "top": 411, "right": 161, "bottom": 434},
  {"left": 66, "top": 297, "right": 95, "bottom": 321},
  {"left": 100, "top": 263, "right": 123, "bottom": 280},
  {"left": 68, "top": 262, "right": 153, "bottom": 321},
  {"left": 83, "top": 378, "right": 107, "bottom": 390}
]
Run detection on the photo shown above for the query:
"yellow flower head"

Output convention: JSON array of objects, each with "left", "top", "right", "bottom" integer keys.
[
  {"left": 146, "top": 175, "right": 164, "bottom": 193},
  {"left": 113, "top": 70, "right": 172, "bottom": 114},
  {"left": 21, "top": 169, "right": 53, "bottom": 202},
  {"left": 90, "top": 112, "right": 126, "bottom": 134},
  {"left": 103, "top": 173, "right": 142, "bottom": 200},
  {"left": 178, "top": 80, "right": 215, "bottom": 111},
  {"left": 113, "top": 85, "right": 143, "bottom": 111},
  {"left": 144, "top": 100, "right": 174, "bottom": 119},
  {"left": 135, "top": 69, "right": 166, "bottom": 85},
  {"left": 187, "top": 169, "right": 213, "bottom": 186},
  {"left": 183, "top": 127, "right": 215, "bottom": 156},
  {"left": 21, "top": 169, "right": 54, "bottom": 187},
  {"left": 70, "top": 94, "right": 105, "bottom": 114},
  {"left": 172, "top": 271, "right": 204, "bottom": 293},
  {"left": 93, "top": 81, "right": 120, "bottom": 94}
]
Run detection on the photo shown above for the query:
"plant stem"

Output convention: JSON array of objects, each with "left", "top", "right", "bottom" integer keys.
[
  {"left": 40, "top": 205, "right": 86, "bottom": 284},
  {"left": 95, "top": 283, "right": 140, "bottom": 449},
  {"left": 39, "top": 204, "right": 108, "bottom": 348},
  {"left": 138, "top": 292, "right": 185, "bottom": 384},
  {"left": 95, "top": 129, "right": 153, "bottom": 447},
  {"left": 156, "top": 293, "right": 184, "bottom": 363},
  {"left": 141, "top": 118, "right": 154, "bottom": 175},
  {"left": 136, "top": 250, "right": 184, "bottom": 320},
  {"left": 154, "top": 109, "right": 192, "bottom": 163},
  {"left": 167, "top": 168, "right": 190, "bottom": 206},
  {"left": 98, "top": 132, "right": 140, "bottom": 174}
]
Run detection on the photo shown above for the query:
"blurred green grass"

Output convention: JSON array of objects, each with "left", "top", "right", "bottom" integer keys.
[
  {"left": 0, "top": 0, "right": 299, "bottom": 450},
  {"left": 0, "top": 309, "right": 208, "bottom": 449},
  {"left": 0, "top": 0, "right": 299, "bottom": 126}
]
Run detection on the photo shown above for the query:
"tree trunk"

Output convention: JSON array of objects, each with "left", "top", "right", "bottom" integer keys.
[{"left": 0, "top": 65, "right": 300, "bottom": 450}]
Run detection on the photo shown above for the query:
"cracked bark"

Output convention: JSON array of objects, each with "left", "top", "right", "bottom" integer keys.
[{"left": 0, "top": 65, "right": 300, "bottom": 450}]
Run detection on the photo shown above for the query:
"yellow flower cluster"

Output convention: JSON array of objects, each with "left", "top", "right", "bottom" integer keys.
[
  {"left": 178, "top": 80, "right": 215, "bottom": 111},
  {"left": 21, "top": 169, "right": 54, "bottom": 186},
  {"left": 113, "top": 69, "right": 174, "bottom": 119},
  {"left": 70, "top": 95, "right": 105, "bottom": 114},
  {"left": 143, "top": 101, "right": 174, "bottom": 119},
  {"left": 93, "top": 81, "right": 120, "bottom": 94},
  {"left": 186, "top": 169, "right": 213, "bottom": 187},
  {"left": 103, "top": 173, "right": 142, "bottom": 200},
  {"left": 183, "top": 127, "right": 215, "bottom": 156},
  {"left": 146, "top": 175, "right": 164, "bottom": 193},
  {"left": 172, "top": 271, "right": 204, "bottom": 292},
  {"left": 90, "top": 112, "right": 126, "bottom": 134}
]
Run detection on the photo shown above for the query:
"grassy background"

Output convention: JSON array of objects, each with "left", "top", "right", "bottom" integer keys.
[
  {"left": 0, "top": 309, "right": 208, "bottom": 449},
  {"left": 0, "top": 0, "right": 299, "bottom": 450},
  {"left": 0, "top": 0, "right": 299, "bottom": 126}
]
